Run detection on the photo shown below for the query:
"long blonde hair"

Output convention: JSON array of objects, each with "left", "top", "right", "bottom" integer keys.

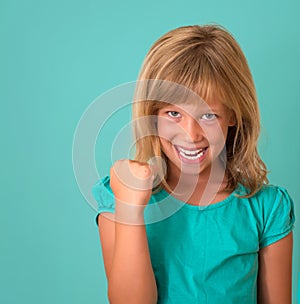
[{"left": 132, "top": 25, "right": 268, "bottom": 197}]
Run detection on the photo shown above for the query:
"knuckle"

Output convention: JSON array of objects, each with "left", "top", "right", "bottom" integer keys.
[{"left": 139, "top": 164, "right": 152, "bottom": 177}]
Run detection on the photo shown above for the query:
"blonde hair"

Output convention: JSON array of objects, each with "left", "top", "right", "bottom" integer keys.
[{"left": 132, "top": 24, "right": 268, "bottom": 197}]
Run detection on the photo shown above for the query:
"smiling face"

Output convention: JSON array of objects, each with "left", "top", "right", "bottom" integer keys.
[{"left": 156, "top": 97, "right": 235, "bottom": 184}]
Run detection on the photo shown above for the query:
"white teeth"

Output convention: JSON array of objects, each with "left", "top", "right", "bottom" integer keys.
[
  {"left": 177, "top": 147, "right": 206, "bottom": 160},
  {"left": 177, "top": 147, "right": 203, "bottom": 155}
]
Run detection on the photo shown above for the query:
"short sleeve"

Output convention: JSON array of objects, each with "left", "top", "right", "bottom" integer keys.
[
  {"left": 91, "top": 176, "right": 116, "bottom": 225},
  {"left": 259, "top": 186, "right": 295, "bottom": 248}
]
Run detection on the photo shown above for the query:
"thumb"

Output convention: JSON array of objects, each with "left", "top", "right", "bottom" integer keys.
[{"left": 147, "top": 156, "right": 167, "bottom": 187}]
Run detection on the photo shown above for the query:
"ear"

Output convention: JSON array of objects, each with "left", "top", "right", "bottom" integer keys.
[{"left": 228, "top": 110, "right": 236, "bottom": 127}]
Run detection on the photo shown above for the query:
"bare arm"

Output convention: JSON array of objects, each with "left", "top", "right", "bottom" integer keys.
[
  {"left": 98, "top": 160, "right": 158, "bottom": 304},
  {"left": 98, "top": 213, "right": 157, "bottom": 304},
  {"left": 257, "top": 232, "right": 293, "bottom": 304}
]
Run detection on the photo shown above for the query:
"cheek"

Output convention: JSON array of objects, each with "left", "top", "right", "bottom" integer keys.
[
  {"left": 201, "top": 124, "right": 227, "bottom": 146},
  {"left": 157, "top": 118, "right": 178, "bottom": 141},
  {"left": 159, "top": 137, "right": 171, "bottom": 154}
]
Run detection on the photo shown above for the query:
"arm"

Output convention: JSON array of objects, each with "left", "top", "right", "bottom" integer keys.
[
  {"left": 257, "top": 232, "right": 293, "bottom": 304},
  {"left": 98, "top": 160, "right": 158, "bottom": 304},
  {"left": 98, "top": 213, "right": 157, "bottom": 304}
]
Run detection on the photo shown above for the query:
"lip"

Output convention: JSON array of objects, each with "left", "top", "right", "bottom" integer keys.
[
  {"left": 174, "top": 144, "right": 208, "bottom": 164},
  {"left": 175, "top": 144, "right": 207, "bottom": 152}
]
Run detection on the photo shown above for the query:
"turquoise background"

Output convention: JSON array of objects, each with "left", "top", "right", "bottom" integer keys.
[{"left": 1, "top": 0, "right": 299, "bottom": 303}]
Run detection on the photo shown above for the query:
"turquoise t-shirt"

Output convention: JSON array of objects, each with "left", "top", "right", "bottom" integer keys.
[{"left": 92, "top": 176, "right": 295, "bottom": 303}]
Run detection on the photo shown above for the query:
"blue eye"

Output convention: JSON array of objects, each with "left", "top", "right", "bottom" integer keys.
[
  {"left": 201, "top": 113, "right": 216, "bottom": 120},
  {"left": 167, "top": 111, "right": 181, "bottom": 118}
]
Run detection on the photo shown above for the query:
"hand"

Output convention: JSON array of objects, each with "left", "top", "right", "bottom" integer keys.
[{"left": 110, "top": 159, "right": 155, "bottom": 207}]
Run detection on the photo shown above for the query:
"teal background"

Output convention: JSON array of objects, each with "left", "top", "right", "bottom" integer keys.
[{"left": 1, "top": 0, "right": 299, "bottom": 303}]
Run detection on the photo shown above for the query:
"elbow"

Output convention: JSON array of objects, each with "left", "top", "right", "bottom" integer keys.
[{"left": 107, "top": 281, "right": 158, "bottom": 304}]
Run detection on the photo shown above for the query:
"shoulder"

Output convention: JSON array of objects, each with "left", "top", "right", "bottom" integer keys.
[
  {"left": 253, "top": 185, "right": 294, "bottom": 218},
  {"left": 237, "top": 183, "right": 294, "bottom": 209},
  {"left": 92, "top": 175, "right": 115, "bottom": 214},
  {"left": 92, "top": 175, "right": 112, "bottom": 195},
  {"left": 237, "top": 183, "right": 295, "bottom": 222},
  {"left": 245, "top": 184, "right": 295, "bottom": 249},
  {"left": 256, "top": 184, "right": 291, "bottom": 199}
]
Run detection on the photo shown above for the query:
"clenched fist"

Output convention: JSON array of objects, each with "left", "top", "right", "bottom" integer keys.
[{"left": 110, "top": 159, "right": 156, "bottom": 215}]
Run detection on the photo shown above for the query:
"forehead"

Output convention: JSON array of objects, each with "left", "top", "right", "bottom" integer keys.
[{"left": 157, "top": 95, "right": 227, "bottom": 114}]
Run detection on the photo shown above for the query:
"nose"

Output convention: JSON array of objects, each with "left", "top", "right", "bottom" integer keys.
[{"left": 182, "top": 116, "right": 204, "bottom": 143}]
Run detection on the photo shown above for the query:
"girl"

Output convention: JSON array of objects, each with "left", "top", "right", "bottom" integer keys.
[{"left": 92, "top": 25, "right": 295, "bottom": 303}]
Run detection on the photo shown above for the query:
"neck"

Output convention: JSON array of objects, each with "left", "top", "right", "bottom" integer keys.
[{"left": 165, "top": 159, "right": 228, "bottom": 205}]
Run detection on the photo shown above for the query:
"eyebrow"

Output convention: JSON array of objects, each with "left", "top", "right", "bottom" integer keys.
[{"left": 162, "top": 103, "right": 220, "bottom": 113}]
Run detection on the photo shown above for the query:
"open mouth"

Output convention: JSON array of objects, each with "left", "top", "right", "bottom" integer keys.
[{"left": 175, "top": 145, "right": 208, "bottom": 161}]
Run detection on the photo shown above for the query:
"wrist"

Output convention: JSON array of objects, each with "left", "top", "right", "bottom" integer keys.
[{"left": 115, "top": 199, "right": 146, "bottom": 225}]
